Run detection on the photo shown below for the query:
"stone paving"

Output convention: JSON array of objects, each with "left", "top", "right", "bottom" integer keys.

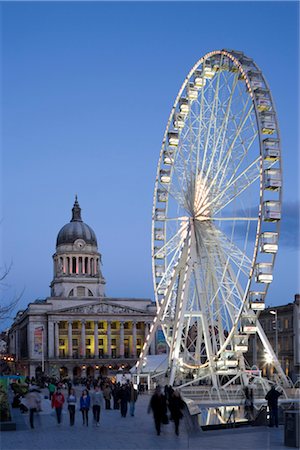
[{"left": 1, "top": 387, "right": 288, "bottom": 450}]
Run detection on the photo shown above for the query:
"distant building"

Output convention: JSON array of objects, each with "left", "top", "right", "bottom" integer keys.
[
  {"left": 8, "top": 198, "right": 156, "bottom": 379},
  {"left": 247, "top": 294, "right": 300, "bottom": 382}
]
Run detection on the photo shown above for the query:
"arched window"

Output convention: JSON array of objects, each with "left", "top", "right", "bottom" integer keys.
[
  {"left": 88, "top": 289, "right": 93, "bottom": 297},
  {"left": 68, "top": 289, "right": 74, "bottom": 297}
]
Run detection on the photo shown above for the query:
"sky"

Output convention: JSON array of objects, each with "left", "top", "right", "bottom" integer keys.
[{"left": 1, "top": 1, "right": 299, "bottom": 330}]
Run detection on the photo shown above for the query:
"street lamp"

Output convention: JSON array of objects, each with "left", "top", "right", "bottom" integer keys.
[{"left": 269, "top": 310, "right": 278, "bottom": 359}]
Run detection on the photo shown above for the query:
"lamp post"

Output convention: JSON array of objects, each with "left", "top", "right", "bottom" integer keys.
[{"left": 270, "top": 310, "right": 278, "bottom": 359}]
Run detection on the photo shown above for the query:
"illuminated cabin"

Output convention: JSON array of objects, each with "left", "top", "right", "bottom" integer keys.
[
  {"left": 249, "top": 291, "right": 266, "bottom": 310},
  {"left": 241, "top": 315, "right": 257, "bottom": 334},
  {"left": 154, "top": 228, "right": 164, "bottom": 241},
  {"left": 157, "top": 189, "right": 167, "bottom": 203},
  {"left": 260, "top": 112, "right": 276, "bottom": 134},
  {"left": 194, "top": 70, "right": 207, "bottom": 89},
  {"left": 260, "top": 232, "right": 278, "bottom": 254},
  {"left": 263, "top": 200, "right": 281, "bottom": 222},
  {"left": 263, "top": 138, "right": 280, "bottom": 161},
  {"left": 255, "top": 262, "right": 273, "bottom": 284},
  {"left": 179, "top": 98, "right": 189, "bottom": 114},
  {"left": 154, "top": 247, "right": 165, "bottom": 259},
  {"left": 155, "top": 208, "right": 166, "bottom": 221},
  {"left": 173, "top": 113, "right": 185, "bottom": 129},
  {"left": 255, "top": 88, "right": 272, "bottom": 111},
  {"left": 234, "top": 334, "right": 248, "bottom": 352},
  {"left": 187, "top": 83, "right": 198, "bottom": 101},
  {"left": 247, "top": 70, "right": 263, "bottom": 90},
  {"left": 264, "top": 169, "right": 281, "bottom": 190},
  {"left": 160, "top": 169, "right": 171, "bottom": 184},
  {"left": 155, "top": 266, "right": 164, "bottom": 277},
  {"left": 163, "top": 149, "right": 175, "bottom": 165},
  {"left": 167, "top": 131, "right": 179, "bottom": 147},
  {"left": 202, "top": 60, "right": 216, "bottom": 79}
]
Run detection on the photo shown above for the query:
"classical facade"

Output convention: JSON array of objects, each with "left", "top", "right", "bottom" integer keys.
[{"left": 8, "top": 198, "right": 157, "bottom": 379}]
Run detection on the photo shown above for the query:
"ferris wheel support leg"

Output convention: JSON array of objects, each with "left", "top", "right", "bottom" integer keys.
[
  {"left": 194, "top": 264, "right": 219, "bottom": 390},
  {"left": 256, "top": 321, "right": 290, "bottom": 387}
]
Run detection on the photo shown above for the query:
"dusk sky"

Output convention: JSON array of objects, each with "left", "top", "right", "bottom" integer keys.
[{"left": 1, "top": 1, "right": 299, "bottom": 330}]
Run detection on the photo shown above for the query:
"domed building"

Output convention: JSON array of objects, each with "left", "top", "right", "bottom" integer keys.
[{"left": 8, "top": 198, "right": 157, "bottom": 379}]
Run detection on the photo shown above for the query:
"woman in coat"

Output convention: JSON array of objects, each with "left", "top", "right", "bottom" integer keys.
[{"left": 80, "top": 389, "right": 91, "bottom": 426}]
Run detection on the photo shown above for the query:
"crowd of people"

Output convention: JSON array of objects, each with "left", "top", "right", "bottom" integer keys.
[
  {"left": 11, "top": 374, "right": 284, "bottom": 435},
  {"left": 23, "top": 377, "right": 140, "bottom": 429}
]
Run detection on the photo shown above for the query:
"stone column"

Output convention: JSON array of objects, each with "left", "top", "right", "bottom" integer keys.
[
  {"left": 107, "top": 321, "right": 112, "bottom": 357},
  {"left": 119, "top": 322, "right": 124, "bottom": 357},
  {"left": 132, "top": 321, "right": 137, "bottom": 358},
  {"left": 94, "top": 321, "right": 99, "bottom": 358},
  {"left": 48, "top": 321, "right": 54, "bottom": 358},
  {"left": 68, "top": 321, "right": 73, "bottom": 358},
  {"left": 54, "top": 321, "right": 59, "bottom": 358},
  {"left": 150, "top": 326, "right": 156, "bottom": 356},
  {"left": 81, "top": 320, "right": 86, "bottom": 358}
]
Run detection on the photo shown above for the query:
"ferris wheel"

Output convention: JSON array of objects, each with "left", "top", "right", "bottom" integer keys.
[{"left": 137, "top": 49, "right": 287, "bottom": 389}]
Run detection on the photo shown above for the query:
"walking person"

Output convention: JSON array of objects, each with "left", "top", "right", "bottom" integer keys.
[
  {"left": 148, "top": 385, "right": 167, "bottom": 436},
  {"left": 168, "top": 390, "right": 185, "bottom": 435},
  {"left": 80, "top": 389, "right": 91, "bottom": 426},
  {"left": 265, "top": 385, "right": 282, "bottom": 427},
  {"left": 67, "top": 388, "right": 77, "bottom": 426},
  {"left": 129, "top": 382, "right": 138, "bottom": 417},
  {"left": 244, "top": 386, "right": 254, "bottom": 421},
  {"left": 103, "top": 383, "right": 112, "bottom": 410},
  {"left": 51, "top": 387, "right": 65, "bottom": 425},
  {"left": 25, "top": 386, "right": 41, "bottom": 429},
  {"left": 119, "top": 383, "right": 130, "bottom": 418},
  {"left": 91, "top": 385, "right": 104, "bottom": 427},
  {"left": 48, "top": 381, "right": 56, "bottom": 401}
]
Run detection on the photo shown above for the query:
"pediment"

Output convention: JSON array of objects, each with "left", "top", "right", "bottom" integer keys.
[{"left": 54, "top": 301, "right": 150, "bottom": 316}]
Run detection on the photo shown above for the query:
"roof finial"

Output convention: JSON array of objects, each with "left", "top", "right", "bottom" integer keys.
[{"left": 71, "top": 195, "right": 82, "bottom": 222}]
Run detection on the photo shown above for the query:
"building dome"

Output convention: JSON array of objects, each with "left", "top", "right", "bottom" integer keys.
[{"left": 56, "top": 197, "right": 98, "bottom": 247}]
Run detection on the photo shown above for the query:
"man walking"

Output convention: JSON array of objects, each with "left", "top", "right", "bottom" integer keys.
[
  {"left": 91, "top": 385, "right": 104, "bottom": 426},
  {"left": 51, "top": 387, "right": 65, "bottom": 424},
  {"left": 265, "top": 385, "right": 282, "bottom": 427}
]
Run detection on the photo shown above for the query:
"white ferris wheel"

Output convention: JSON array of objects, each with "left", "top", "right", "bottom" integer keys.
[{"left": 137, "top": 49, "right": 287, "bottom": 390}]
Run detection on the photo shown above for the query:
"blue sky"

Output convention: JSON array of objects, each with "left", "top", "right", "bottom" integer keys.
[{"left": 1, "top": 1, "right": 299, "bottom": 329}]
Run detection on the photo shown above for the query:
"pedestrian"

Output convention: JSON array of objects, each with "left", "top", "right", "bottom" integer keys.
[
  {"left": 67, "top": 388, "right": 77, "bottom": 426},
  {"left": 148, "top": 385, "right": 167, "bottom": 436},
  {"left": 51, "top": 387, "right": 65, "bottom": 424},
  {"left": 129, "top": 382, "right": 138, "bottom": 417},
  {"left": 168, "top": 389, "right": 185, "bottom": 435},
  {"left": 25, "top": 386, "right": 41, "bottom": 429},
  {"left": 112, "top": 383, "right": 121, "bottom": 409},
  {"left": 80, "top": 389, "right": 91, "bottom": 426},
  {"left": 103, "top": 383, "right": 112, "bottom": 410},
  {"left": 91, "top": 385, "right": 104, "bottom": 427},
  {"left": 265, "top": 385, "right": 282, "bottom": 427},
  {"left": 118, "top": 383, "right": 130, "bottom": 418},
  {"left": 48, "top": 381, "right": 56, "bottom": 401},
  {"left": 244, "top": 387, "right": 254, "bottom": 421}
]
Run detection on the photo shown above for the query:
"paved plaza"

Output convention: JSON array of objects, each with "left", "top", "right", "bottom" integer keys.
[{"left": 1, "top": 387, "right": 288, "bottom": 450}]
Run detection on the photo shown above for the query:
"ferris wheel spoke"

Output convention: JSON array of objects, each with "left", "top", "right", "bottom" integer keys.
[{"left": 203, "top": 156, "right": 261, "bottom": 216}]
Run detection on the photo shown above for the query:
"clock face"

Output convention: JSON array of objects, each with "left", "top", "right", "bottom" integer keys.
[{"left": 75, "top": 239, "right": 86, "bottom": 249}]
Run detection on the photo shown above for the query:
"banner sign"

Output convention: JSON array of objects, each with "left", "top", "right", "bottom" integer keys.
[{"left": 33, "top": 326, "right": 43, "bottom": 356}]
